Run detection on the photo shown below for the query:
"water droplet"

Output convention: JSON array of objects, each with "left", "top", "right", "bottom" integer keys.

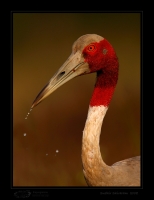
[
  {"left": 25, "top": 108, "right": 33, "bottom": 120},
  {"left": 46, "top": 153, "right": 48, "bottom": 156},
  {"left": 23, "top": 133, "right": 27, "bottom": 136},
  {"left": 56, "top": 150, "right": 59, "bottom": 153}
]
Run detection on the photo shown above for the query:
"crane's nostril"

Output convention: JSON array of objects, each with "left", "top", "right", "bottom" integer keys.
[
  {"left": 60, "top": 71, "right": 65, "bottom": 75},
  {"left": 57, "top": 71, "right": 65, "bottom": 79}
]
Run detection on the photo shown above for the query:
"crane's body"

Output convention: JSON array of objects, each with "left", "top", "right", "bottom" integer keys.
[
  {"left": 82, "top": 105, "right": 140, "bottom": 186},
  {"left": 31, "top": 34, "right": 140, "bottom": 186}
]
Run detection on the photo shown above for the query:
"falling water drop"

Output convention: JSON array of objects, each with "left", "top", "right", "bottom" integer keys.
[
  {"left": 25, "top": 108, "right": 33, "bottom": 120},
  {"left": 23, "top": 133, "right": 27, "bottom": 136},
  {"left": 55, "top": 150, "right": 59, "bottom": 156}
]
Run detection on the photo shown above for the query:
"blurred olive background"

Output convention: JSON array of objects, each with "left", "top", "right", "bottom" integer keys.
[{"left": 13, "top": 13, "right": 140, "bottom": 186}]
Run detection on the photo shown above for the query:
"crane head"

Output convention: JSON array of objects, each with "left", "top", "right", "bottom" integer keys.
[{"left": 31, "top": 34, "right": 117, "bottom": 108}]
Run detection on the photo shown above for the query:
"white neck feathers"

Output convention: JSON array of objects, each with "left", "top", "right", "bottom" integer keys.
[
  {"left": 82, "top": 105, "right": 111, "bottom": 186},
  {"left": 83, "top": 105, "right": 108, "bottom": 140}
]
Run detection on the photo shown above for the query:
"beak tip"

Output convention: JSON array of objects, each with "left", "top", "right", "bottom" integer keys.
[{"left": 31, "top": 102, "right": 37, "bottom": 109}]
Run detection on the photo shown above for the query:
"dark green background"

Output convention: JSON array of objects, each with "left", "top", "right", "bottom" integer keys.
[{"left": 13, "top": 13, "right": 140, "bottom": 186}]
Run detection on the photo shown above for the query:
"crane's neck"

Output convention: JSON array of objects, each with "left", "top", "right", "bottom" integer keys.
[
  {"left": 82, "top": 105, "right": 112, "bottom": 186},
  {"left": 90, "top": 65, "right": 118, "bottom": 107},
  {"left": 82, "top": 58, "right": 118, "bottom": 186}
]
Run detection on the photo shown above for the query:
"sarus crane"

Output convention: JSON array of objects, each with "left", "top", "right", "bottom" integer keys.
[{"left": 31, "top": 34, "right": 140, "bottom": 186}]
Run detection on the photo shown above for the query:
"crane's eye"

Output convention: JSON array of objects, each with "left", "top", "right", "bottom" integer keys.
[{"left": 86, "top": 44, "right": 97, "bottom": 52}]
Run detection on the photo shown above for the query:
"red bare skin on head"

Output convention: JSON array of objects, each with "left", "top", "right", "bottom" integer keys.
[{"left": 82, "top": 39, "right": 119, "bottom": 107}]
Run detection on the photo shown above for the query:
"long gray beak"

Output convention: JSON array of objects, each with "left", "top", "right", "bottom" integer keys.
[{"left": 31, "top": 52, "right": 90, "bottom": 108}]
